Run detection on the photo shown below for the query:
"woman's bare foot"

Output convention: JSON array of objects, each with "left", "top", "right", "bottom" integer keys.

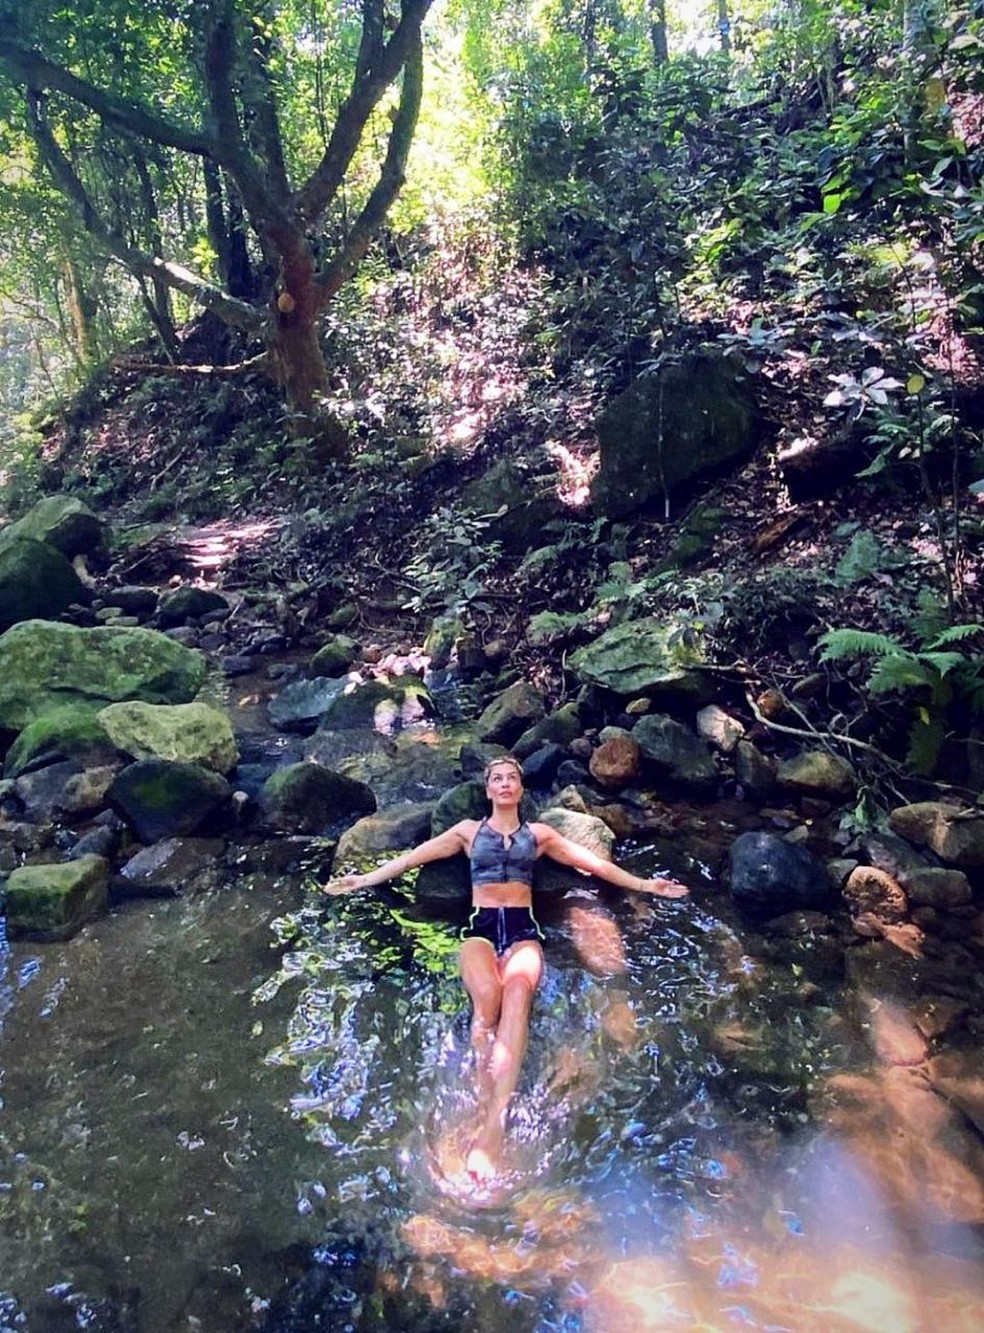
[{"left": 465, "top": 1114, "right": 505, "bottom": 1183}]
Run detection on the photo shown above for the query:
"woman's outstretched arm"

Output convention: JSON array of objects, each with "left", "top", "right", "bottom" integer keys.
[
  {"left": 532, "top": 823, "right": 690, "bottom": 898},
  {"left": 322, "top": 823, "right": 472, "bottom": 895}
]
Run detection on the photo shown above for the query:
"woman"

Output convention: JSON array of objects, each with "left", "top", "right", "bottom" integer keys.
[{"left": 323, "top": 755, "right": 689, "bottom": 1184}]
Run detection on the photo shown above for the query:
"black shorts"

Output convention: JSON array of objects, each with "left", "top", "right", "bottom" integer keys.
[{"left": 462, "top": 906, "right": 544, "bottom": 958}]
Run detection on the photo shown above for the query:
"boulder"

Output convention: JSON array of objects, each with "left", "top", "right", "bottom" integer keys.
[
  {"left": 4, "top": 705, "right": 116, "bottom": 778},
  {"left": 460, "top": 457, "right": 563, "bottom": 551},
  {"left": 592, "top": 349, "right": 756, "bottom": 519},
  {"left": 520, "top": 743, "right": 567, "bottom": 788},
  {"left": 98, "top": 700, "right": 238, "bottom": 774},
  {"left": 116, "top": 837, "right": 226, "bottom": 897},
  {"left": 4, "top": 853, "right": 109, "bottom": 940},
  {"left": 157, "top": 585, "right": 229, "bottom": 628},
  {"left": 0, "top": 621, "right": 206, "bottom": 732},
  {"left": 306, "top": 729, "right": 459, "bottom": 808},
  {"left": 512, "top": 703, "right": 581, "bottom": 760},
  {"left": 14, "top": 761, "right": 118, "bottom": 820},
  {"left": 696, "top": 704, "right": 745, "bottom": 754},
  {"left": 569, "top": 617, "right": 708, "bottom": 699},
  {"left": 729, "top": 831, "right": 831, "bottom": 914},
  {"left": 102, "top": 585, "right": 159, "bottom": 616},
  {"left": 535, "top": 806, "right": 615, "bottom": 894},
  {"left": 259, "top": 761, "right": 375, "bottom": 833},
  {"left": 899, "top": 866, "right": 972, "bottom": 910},
  {"left": 589, "top": 736, "right": 642, "bottom": 790},
  {"left": 309, "top": 634, "right": 360, "bottom": 678},
  {"left": 475, "top": 680, "right": 546, "bottom": 745},
  {"left": 0, "top": 539, "right": 86, "bottom": 632},
  {"left": 776, "top": 749, "right": 857, "bottom": 800},
  {"left": 317, "top": 675, "right": 433, "bottom": 734},
  {"left": 0, "top": 495, "right": 104, "bottom": 558},
  {"left": 109, "top": 759, "right": 231, "bottom": 842},
  {"left": 843, "top": 865, "right": 908, "bottom": 925},
  {"left": 735, "top": 740, "right": 776, "bottom": 797},
  {"left": 632, "top": 714, "right": 718, "bottom": 791},
  {"left": 334, "top": 803, "right": 434, "bottom": 864},
  {"left": 888, "top": 801, "right": 984, "bottom": 867},
  {"left": 269, "top": 676, "right": 350, "bottom": 732}
]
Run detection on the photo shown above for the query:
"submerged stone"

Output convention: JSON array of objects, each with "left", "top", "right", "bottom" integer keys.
[
  {"left": 729, "top": 830, "right": 831, "bottom": 914},
  {"left": 0, "top": 621, "right": 206, "bottom": 732},
  {"left": 4, "top": 853, "right": 109, "bottom": 940}
]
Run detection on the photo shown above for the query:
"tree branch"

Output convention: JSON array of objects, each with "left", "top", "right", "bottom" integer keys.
[
  {"left": 319, "top": 30, "right": 424, "bottom": 303},
  {"left": 294, "top": 0, "right": 432, "bottom": 227},
  {"left": 0, "top": 25, "right": 213, "bottom": 158},
  {"left": 27, "top": 93, "right": 263, "bottom": 334}
]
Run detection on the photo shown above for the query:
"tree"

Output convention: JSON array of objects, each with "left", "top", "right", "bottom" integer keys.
[{"left": 0, "top": 1, "right": 433, "bottom": 457}]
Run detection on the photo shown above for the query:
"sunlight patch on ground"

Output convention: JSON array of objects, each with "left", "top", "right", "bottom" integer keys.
[
  {"left": 181, "top": 518, "right": 282, "bottom": 574},
  {"left": 544, "top": 440, "right": 597, "bottom": 507}
]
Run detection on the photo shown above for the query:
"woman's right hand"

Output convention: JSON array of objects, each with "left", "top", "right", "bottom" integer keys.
[{"left": 321, "top": 873, "right": 364, "bottom": 896}]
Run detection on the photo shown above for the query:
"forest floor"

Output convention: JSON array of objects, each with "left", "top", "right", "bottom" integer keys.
[{"left": 18, "top": 254, "right": 984, "bottom": 808}]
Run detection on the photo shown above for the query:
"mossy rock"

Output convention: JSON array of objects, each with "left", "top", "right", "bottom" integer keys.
[
  {"left": 309, "top": 634, "right": 359, "bottom": 678},
  {"left": 0, "top": 621, "right": 207, "bottom": 732},
  {"left": 0, "top": 539, "right": 86, "bottom": 632},
  {"left": 259, "top": 761, "right": 376, "bottom": 834},
  {"left": 157, "top": 586, "right": 229, "bottom": 628},
  {"left": 0, "top": 495, "right": 104, "bottom": 558},
  {"left": 109, "top": 760, "right": 231, "bottom": 842},
  {"left": 568, "top": 617, "right": 708, "bottom": 698},
  {"left": 4, "top": 705, "right": 116, "bottom": 779},
  {"left": 4, "top": 854, "right": 109, "bottom": 941},
  {"left": 658, "top": 505, "right": 726, "bottom": 571},
  {"left": 98, "top": 700, "right": 239, "bottom": 774}
]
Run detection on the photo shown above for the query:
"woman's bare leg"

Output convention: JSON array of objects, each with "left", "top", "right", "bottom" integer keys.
[{"left": 463, "top": 940, "right": 543, "bottom": 1181}]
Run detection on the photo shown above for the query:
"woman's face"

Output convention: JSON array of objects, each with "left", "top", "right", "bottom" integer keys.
[{"left": 486, "top": 762, "right": 523, "bottom": 804}]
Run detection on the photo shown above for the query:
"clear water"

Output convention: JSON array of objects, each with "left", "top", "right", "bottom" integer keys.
[{"left": 1, "top": 850, "right": 983, "bottom": 1332}]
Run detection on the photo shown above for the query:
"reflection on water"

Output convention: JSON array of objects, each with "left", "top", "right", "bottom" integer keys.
[{"left": 1, "top": 862, "right": 983, "bottom": 1331}]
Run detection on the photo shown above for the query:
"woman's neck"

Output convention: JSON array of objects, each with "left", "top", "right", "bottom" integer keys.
[{"left": 488, "top": 806, "right": 521, "bottom": 831}]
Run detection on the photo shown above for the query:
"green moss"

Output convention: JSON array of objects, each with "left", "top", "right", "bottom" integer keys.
[{"left": 5, "top": 705, "right": 113, "bottom": 778}]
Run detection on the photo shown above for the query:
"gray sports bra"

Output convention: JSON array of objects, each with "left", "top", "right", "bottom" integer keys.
[{"left": 469, "top": 819, "right": 537, "bottom": 888}]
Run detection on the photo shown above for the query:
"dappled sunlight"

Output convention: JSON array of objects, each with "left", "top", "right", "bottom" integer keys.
[
  {"left": 544, "top": 439, "right": 597, "bottom": 507},
  {"left": 180, "top": 518, "right": 283, "bottom": 574}
]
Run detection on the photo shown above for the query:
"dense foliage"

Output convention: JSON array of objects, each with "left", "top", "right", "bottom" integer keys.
[{"left": 0, "top": 0, "right": 982, "bottom": 791}]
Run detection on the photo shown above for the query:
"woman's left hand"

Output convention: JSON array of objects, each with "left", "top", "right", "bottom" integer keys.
[
  {"left": 321, "top": 873, "right": 364, "bottom": 896},
  {"left": 638, "top": 877, "right": 690, "bottom": 898}
]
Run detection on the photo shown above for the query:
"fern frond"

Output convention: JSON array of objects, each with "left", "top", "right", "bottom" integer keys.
[
  {"left": 527, "top": 610, "right": 582, "bottom": 645},
  {"left": 818, "top": 629, "right": 912, "bottom": 663},
  {"left": 920, "top": 651, "right": 970, "bottom": 679},
  {"left": 924, "top": 623, "right": 984, "bottom": 650},
  {"left": 906, "top": 714, "right": 946, "bottom": 776},
  {"left": 867, "top": 656, "right": 935, "bottom": 694}
]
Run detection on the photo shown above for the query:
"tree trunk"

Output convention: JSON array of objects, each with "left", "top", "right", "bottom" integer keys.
[
  {"left": 648, "top": 0, "right": 668, "bottom": 65},
  {"left": 717, "top": 0, "right": 731, "bottom": 55},
  {"left": 268, "top": 298, "right": 348, "bottom": 460}
]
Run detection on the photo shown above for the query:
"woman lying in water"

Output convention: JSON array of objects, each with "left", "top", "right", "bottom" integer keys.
[{"left": 323, "top": 755, "right": 689, "bottom": 1185}]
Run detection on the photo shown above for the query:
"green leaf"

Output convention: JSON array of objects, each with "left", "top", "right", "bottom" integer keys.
[
  {"left": 822, "top": 192, "right": 843, "bottom": 215},
  {"left": 867, "top": 656, "right": 934, "bottom": 694}
]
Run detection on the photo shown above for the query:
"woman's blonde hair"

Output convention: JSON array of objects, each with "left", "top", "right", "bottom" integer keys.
[{"left": 483, "top": 755, "right": 524, "bottom": 781}]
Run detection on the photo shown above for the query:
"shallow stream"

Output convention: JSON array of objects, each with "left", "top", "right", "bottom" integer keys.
[{"left": 1, "top": 742, "right": 983, "bottom": 1330}]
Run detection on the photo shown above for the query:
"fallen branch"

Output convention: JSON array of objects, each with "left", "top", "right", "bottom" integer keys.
[{"left": 112, "top": 352, "right": 271, "bottom": 378}]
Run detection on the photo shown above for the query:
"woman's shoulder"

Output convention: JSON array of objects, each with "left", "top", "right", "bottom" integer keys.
[{"left": 449, "top": 817, "right": 481, "bottom": 841}]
